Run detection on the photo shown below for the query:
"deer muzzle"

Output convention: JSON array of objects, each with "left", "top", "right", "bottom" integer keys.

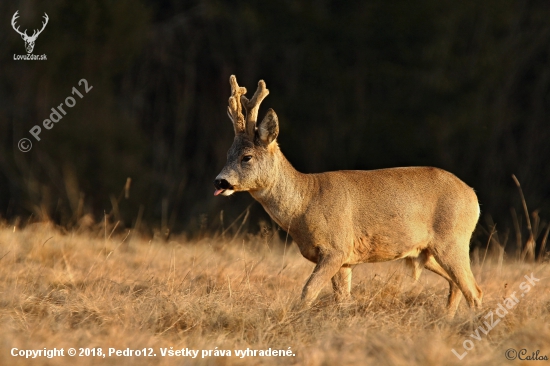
[{"left": 213, "top": 178, "right": 235, "bottom": 196}]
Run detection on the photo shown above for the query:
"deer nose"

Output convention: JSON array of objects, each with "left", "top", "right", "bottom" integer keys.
[{"left": 214, "top": 179, "right": 231, "bottom": 190}]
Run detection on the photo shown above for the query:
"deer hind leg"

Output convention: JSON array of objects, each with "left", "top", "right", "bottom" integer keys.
[
  {"left": 406, "top": 250, "right": 462, "bottom": 316},
  {"left": 433, "top": 240, "right": 483, "bottom": 310},
  {"left": 423, "top": 255, "right": 462, "bottom": 317},
  {"left": 331, "top": 265, "right": 352, "bottom": 302},
  {"left": 405, "top": 250, "right": 429, "bottom": 281}
]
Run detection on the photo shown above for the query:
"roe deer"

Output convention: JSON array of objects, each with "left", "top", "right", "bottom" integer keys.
[{"left": 214, "top": 75, "right": 483, "bottom": 315}]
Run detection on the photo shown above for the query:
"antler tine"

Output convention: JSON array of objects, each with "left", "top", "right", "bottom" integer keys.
[
  {"left": 34, "top": 13, "right": 49, "bottom": 38},
  {"left": 11, "top": 11, "right": 26, "bottom": 37},
  {"left": 39, "top": 13, "right": 48, "bottom": 32},
  {"left": 227, "top": 75, "right": 247, "bottom": 134},
  {"left": 241, "top": 80, "right": 269, "bottom": 136}
]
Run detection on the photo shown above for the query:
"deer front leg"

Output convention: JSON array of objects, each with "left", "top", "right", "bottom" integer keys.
[
  {"left": 301, "top": 254, "right": 344, "bottom": 307},
  {"left": 331, "top": 265, "right": 352, "bottom": 302}
]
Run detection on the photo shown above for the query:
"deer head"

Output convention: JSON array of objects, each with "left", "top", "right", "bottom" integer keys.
[
  {"left": 12, "top": 11, "right": 49, "bottom": 54},
  {"left": 214, "top": 75, "right": 279, "bottom": 196}
]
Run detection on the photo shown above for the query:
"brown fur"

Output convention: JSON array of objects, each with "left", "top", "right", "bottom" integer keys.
[{"left": 215, "top": 76, "right": 482, "bottom": 315}]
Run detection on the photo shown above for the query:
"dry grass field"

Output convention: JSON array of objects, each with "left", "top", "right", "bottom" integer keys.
[{"left": 0, "top": 221, "right": 549, "bottom": 366}]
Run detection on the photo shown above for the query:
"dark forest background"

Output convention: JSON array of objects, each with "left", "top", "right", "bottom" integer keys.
[{"left": 1, "top": 0, "right": 549, "bottom": 250}]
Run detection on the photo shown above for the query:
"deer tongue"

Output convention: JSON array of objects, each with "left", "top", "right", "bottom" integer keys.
[{"left": 214, "top": 189, "right": 224, "bottom": 196}]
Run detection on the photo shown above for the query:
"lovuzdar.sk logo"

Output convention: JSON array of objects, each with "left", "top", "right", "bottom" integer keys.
[{"left": 12, "top": 10, "right": 48, "bottom": 61}]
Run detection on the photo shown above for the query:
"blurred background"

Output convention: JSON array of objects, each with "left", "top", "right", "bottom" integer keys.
[{"left": 1, "top": 1, "right": 549, "bottom": 251}]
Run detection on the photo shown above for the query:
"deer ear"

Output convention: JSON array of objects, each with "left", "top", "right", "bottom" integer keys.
[{"left": 257, "top": 108, "right": 279, "bottom": 145}]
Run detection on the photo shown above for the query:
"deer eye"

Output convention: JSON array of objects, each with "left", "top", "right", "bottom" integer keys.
[{"left": 242, "top": 155, "right": 253, "bottom": 163}]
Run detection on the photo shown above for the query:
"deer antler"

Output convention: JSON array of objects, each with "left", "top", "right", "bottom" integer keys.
[
  {"left": 227, "top": 75, "right": 248, "bottom": 134},
  {"left": 34, "top": 13, "right": 49, "bottom": 38},
  {"left": 30, "top": 13, "right": 49, "bottom": 39},
  {"left": 242, "top": 80, "right": 269, "bottom": 136},
  {"left": 11, "top": 11, "right": 26, "bottom": 37},
  {"left": 11, "top": 11, "right": 48, "bottom": 40}
]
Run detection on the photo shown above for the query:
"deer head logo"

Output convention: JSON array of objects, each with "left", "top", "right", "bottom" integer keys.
[{"left": 12, "top": 11, "right": 49, "bottom": 54}]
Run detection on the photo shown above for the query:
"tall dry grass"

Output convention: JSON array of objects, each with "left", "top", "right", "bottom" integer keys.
[{"left": 0, "top": 221, "right": 549, "bottom": 365}]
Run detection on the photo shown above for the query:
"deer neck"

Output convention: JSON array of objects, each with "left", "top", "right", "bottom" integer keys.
[{"left": 249, "top": 148, "right": 312, "bottom": 231}]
